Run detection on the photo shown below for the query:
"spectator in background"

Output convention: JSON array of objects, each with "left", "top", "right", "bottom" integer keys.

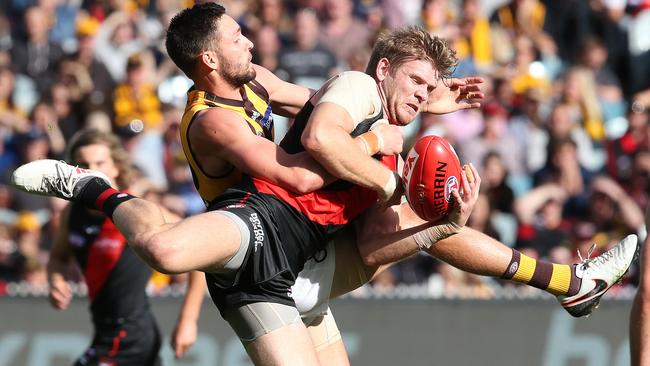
[
  {"left": 70, "top": 16, "right": 115, "bottom": 117},
  {"left": 461, "top": 102, "right": 526, "bottom": 180},
  {"left": 514, "top": 183, "right": 572, "bottom": 259},
  {"left": 249, "top": 0, "right": 294, "bottom": 40},
  {"left": 507, "top": 88, "right": 548, "bottom": 175},
  {"left": 607, "top": 101, "right": 649, "bottom": 181},
  {"left": 554, "top": 66, "right": 606, "bottom": 142},
  {"left": 28, "top": 100, "right": 65, "bottom": 157},
  {"left": 5, "top": 128, "right": 51, "bottom": 212},
  {"left": 504, "top": 35, "right": 552, "bottom": 98},
  {"left": 94, "top": 11, "right": 144, "bottom": 81},
  {"left": 544, "top": 103, "right": 606, "bottom": 173},
  {"left": 467, "top": 192, "right": 502, "bottom": 242},
  {"left": 534, "top": 138, "right": 592, "bottom": 217},
  {"left": 0, "top": 66, "right": 29, "bottom": 138},
  {"left": 11, "top": 6, "right": 64, "bottom": 94},
  {"left": 277, "top": 8, "right": 338, "bottom": 87},
  {"left": 586, "top": 175, "right": 645, "bottom": 245},
  {"left": 251, "top": 25, "right": 281, "bottom": 73},
  {"left": 490, "top": 0, "right": 547, "bottom": 39},
  {"left": 628, "top": 150, "right": 650, "bottom": 210},
  {"left": 420, "top": 0, "right": 457, "bottom": 40},
  {"left": 0, "top": 221, "right": 22, "bottom": 285},
  {"left": 578, "top": 36, "right": 625, "bottom": 124},
  {"left": 454, "top": 0, "right": 494, "bottom": 73},
  {"left": 320, "top": 0, "right": 372, "bottom": 63},
  {"left": 47, "top": 129, "right": 166, "bottom": 366},
  {"left": 112, "top": 52, "right": 163, "bottom": 135},
  {"left": 15, "top": 210, "right": 47, "bottom": 286}
]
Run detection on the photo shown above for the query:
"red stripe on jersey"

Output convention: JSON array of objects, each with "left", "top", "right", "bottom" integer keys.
[
  {"left": 253, "top": 155, "right": 398, "bottom": 226},
  {"left": 84, "top": 219, "right": 127, "bottom": 301}
]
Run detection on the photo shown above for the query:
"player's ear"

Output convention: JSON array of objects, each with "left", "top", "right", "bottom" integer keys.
[
  {"left": 376, "top": 58, "right": 391, "bottom": 82},
  {"left": 199, "top": 50, "right": 219, "bottom": 71}
]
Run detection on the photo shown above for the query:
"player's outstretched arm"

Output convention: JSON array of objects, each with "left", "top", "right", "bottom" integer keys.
[
  {"left": 47, "top": 204, "right": 74, "bottom": 311},
  {"left": 171, "top": 270, "right": 206, "bottom": 359}
]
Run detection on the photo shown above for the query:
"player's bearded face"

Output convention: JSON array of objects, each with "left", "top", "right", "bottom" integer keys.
[{"left": 218, "top": 53, "right": 256, "bottom": 86}]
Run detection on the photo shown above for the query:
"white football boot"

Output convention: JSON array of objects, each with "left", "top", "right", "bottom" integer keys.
[
  {"left": 558, "top": 234, "right": 639, "bottom": 317},
  {"left": 12, "top": 159, "right": 111, "bottom": 200}
]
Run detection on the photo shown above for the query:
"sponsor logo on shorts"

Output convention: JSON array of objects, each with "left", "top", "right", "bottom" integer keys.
[
  {"left": 225, "top": 203, "right": 245, "bottom": 209},
  {"left": 249, "top": 213, "right": 265, "bottom": 252}
]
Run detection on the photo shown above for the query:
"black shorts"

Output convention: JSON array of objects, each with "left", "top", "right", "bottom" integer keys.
[
  {"left": 206, "top": 194, "right": 329, "bottom": 317},
  {"left": 75, "top": 310, "right": 161, "bottom": 366}
]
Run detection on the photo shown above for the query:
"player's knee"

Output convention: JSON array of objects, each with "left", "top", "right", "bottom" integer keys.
[
  {"left": 359, "top": 248, "right": 380, "bottom": 267},
  {"left": 140, "top": 234, "right": 184, "bottom": 274}
]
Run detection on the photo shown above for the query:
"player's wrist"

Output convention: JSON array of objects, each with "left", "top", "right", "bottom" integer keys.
[
  {"left": 380, "top": 171, "right": 399, "bottom": 200},
  {"left": 358, "top": 130, "right": 384, "bottom": 155}
]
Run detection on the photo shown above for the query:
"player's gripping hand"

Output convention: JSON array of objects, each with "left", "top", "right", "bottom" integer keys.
[
  {"left": 446, "top": 163, "right": 481, "bottom": 228},
  {"left": 370, "top": 120, "right": 403, "bottom": 156},
  {"left": 49, "top": 277, "right": 72, "bottom": 310},
  {"left": 171, "top": 318, "right": 198, "bottom": 359}
]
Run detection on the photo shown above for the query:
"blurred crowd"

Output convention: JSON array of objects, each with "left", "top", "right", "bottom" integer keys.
[{"left": 0, "top": 0, "right": 648, "bottom": 299}]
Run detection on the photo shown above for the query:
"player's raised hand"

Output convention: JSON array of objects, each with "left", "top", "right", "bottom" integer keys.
[{"left": 423, "top": 77, "right": 484, "bottom": 114}]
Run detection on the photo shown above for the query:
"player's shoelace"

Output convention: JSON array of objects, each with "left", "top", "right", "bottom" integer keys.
[
  {"left": 576, "top": 243, "right": 614, "bottom": 274},
  {"left": 42, "top": 162, "right": 78, "bottom": 198}
]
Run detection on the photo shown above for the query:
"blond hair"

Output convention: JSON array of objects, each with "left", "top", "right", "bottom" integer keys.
[{"left": 366, "top": 26, "right": 458, "bottom": 81}]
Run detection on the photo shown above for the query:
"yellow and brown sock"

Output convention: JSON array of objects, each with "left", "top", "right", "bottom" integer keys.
[{"left": 501, "top": 249, "right": 581, "bottom": 296}]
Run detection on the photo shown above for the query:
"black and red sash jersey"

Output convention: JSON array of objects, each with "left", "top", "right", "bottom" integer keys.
[
  {"left": 68, "top": 203, "right": 152, "bottom": 320},
  {"left": 210, "top": 100, "right": 396, "bottom": 273}
]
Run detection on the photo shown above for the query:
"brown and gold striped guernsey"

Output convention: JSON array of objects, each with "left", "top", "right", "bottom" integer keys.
[{"left": 180, "top": 79, "right": 274, "bottom": 205}]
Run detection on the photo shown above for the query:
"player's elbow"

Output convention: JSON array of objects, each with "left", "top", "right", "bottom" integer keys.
[
  {"left": 301, "top": 130, "right": 327, "bottom": 157},
  {"left": 291, "top": 170, "right": 323, "bottom": 194}
]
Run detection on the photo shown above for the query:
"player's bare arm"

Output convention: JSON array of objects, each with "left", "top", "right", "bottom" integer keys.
[
  {"left": 190, "top": 107, "right": 332, "bottom": 194},
  {"left": 302, "top": 101, "right": 402, "bottom": 203},
  {"left": 47, "top": 203, "right": 74, "bottom": 311}
]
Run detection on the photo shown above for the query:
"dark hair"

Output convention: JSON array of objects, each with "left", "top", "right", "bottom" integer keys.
[
  {"left": 165, "top": 2, "right": 226, "bottom": 78},
  {"left": 365, "top": 26, "right": 457, "bottom": 81}
]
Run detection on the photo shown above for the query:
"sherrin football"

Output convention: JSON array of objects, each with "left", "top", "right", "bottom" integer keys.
[{"left": 402, "top": 135, "right": 462, "bottom": 222}]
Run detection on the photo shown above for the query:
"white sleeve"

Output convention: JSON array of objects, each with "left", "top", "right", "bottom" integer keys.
[{"left": 316, "top": 71, "right": 383, "bottom": 129}]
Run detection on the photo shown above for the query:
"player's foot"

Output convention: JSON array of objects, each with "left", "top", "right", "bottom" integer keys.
[
  {"left": 558, "top": 234, "right": 638, "bottom": 317},
  {"left": 12, "top": 159, "right": 111, "bottom": 200}
]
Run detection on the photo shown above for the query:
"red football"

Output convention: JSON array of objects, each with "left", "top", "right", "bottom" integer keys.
[{"left": 402, "top": 135, "right": 462, "bottom": 222}]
